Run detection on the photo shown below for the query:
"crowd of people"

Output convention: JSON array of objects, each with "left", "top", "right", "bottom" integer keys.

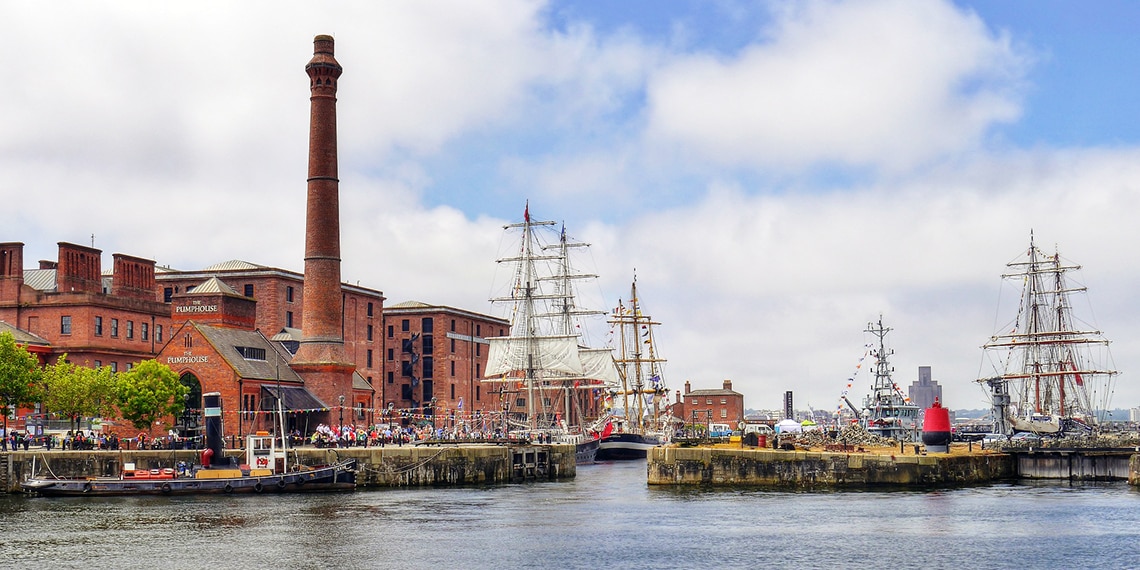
[{"left": 307, "top": 422, "right": 505, "bottom": 447}]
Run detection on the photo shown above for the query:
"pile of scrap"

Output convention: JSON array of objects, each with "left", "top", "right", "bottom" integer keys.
[{"left": 780, "top": 424, "right": 895, "bottom": 450}]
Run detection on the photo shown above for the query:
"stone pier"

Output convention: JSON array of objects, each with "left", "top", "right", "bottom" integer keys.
[
  {"left": 2, "top": 444, "right": 576, "bottom": 492},
  {"left": 647, "top": 446, "right": 1015, "bottom": 488}
]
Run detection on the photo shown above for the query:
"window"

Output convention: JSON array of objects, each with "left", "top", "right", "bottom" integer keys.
[
  {"left": 286, "top": 311, "right": 294, "bottom": 328},
  {"left": 366, "top": 349, "right": 373, "bottom": 368},
  {"left": 401, "top": 338, "right": 413, "bottom": 354},
  {"left": 450, "top": 319, "right": 456, "bottom": 332},
  {"left": 423, "top": 357, "right": 433, "bottom": 379},
  {"left": 163, "top": 287, "right": 174, "bottom": 303},
  {"left": 94, "top": 316, "right": 103, "bottom": 336},
  {"left": 720, "top": 409, "right": 728, "bottom": 419},
  {"left": 156, "top": 325, "right": 163, "bottom": 343},
  {"left": 476, "top": 386, "right": 480, "bottom": 401},
  {"left": 475, "top": 363, "right": 480, "bottom": 377},
  {"left": 367, "top": 324, "right": 374, "bottom": 341},
  {"left": 356, "top": 402, "right": 365, "bottom": 420},
  {"left": 387, "top": 348, "right": 394, "bottom": 361},
  {"left": 450, "top": 339, "right": 455, "bottom": 353},
  {"left": 286, "top": 286, "right": 294, "bottom": 302},
  {"left": 244, "top": 284, "right": 254, "bottom": 297},
  {"left": 422, "top": 335, "right": 433, "bottom": 355},
  {"left": 691, "top": 399, "right": 698, "bottom": 405},
  {"left": 141, "top": 322, "right": 149, "bottom": 341},
  {"left": 235, "top": 346, "right": 267, "bottom": 361},
  {"left": 401, "top": 361, "right": 412, "bottom": 377},
  {"left": 184, "top": 333, "right": 193, "bottom": 349},
  {"left": 516, "top": 398, "right": 526, "bottom": 408},
  {"left": 387, "top": 372, "right": 394, "bottom": 384},
  {"left": 476, "top": 324, "right": 481, "bottom": 336},
  {"left": 450, "top": 384, "right": 455, "bottom": 399},
  {"left": 94, "top": 360, "right": 101, "bottom": 368},
  {"left": 387, "top": 325, "right": 394, "bottom": 338},
  {"left": 126, "top": 321, "right": 134, "bottom": 340},
  {"left": 111, "top": 318, "right": 119, "bottom": 338},
  {"left": 422, "top": 317, "right": 433, "bottom": 333},
  {"left": 401, "top": 319, "right": 409, "bottom": 332},
  {"left": 476, "top": 344, "right": 481, "bottom": 357},
  {"left": 721, "top": 398, "right": 727, "bottom": 405},
  {"left": 367, "top": 302, "right": 374, "bottom": 317},
  {"left": 401, "top": 384, "right": 413, "bottom": 400},
  {"left": 450, "top": 361, "right": 455, "bottom": 376},
  {"left": 60, "top": 315, "right": 72, "bottom": 335},
  {"left": 110, "top": 362, "right": 118, "bottom": 372},
  {"left": 126, "top": 362, "right": 133, "bottom": 371}
]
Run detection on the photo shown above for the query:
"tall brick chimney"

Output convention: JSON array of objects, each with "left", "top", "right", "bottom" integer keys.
[{"left": 291, "top": 35, "right": 355, "bottom": 410}]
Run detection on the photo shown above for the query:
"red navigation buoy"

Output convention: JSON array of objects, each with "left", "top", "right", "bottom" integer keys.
[{"left": 922, "top": 399, "right": 952, "bottom": 453}]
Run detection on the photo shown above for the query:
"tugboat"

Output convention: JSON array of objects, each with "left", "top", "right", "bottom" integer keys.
[
  {"left": 853, "top": 316, "right": 920, "bottom": 441},
  {"left": 22, "top": 392, "right": 355, "bottom": 496}
]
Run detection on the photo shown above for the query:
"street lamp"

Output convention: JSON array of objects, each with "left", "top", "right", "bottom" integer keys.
[
  {"left": 338, "top": 395, "right": 345, "bottom": 428},
  {"left": 430, "top": 397, "right": 437, "bottom": 437}
]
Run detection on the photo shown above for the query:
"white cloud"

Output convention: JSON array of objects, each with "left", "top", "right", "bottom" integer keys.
[{"left": 644, "top": 0, "right": 1029, "bottom": 172}]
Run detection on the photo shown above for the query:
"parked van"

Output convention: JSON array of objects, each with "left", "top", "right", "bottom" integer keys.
[{"left": 709, "top": 424, "right": 733, "bottom": 437}]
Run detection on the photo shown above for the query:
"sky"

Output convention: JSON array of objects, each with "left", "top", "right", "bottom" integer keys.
[{"left": 3, "top": 0, "right": 1140, "bottom": 415}]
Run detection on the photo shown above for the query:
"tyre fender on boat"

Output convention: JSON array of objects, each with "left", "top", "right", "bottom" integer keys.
[
  {"left": 223, "top": 483, "right": 233, "bottom": 494},
  {"left": 276, "top": 479, "right": 287, "bottom": 490},
  {"left": 160, "top": 483, "right": 172, "bottom": 494},
  {"left": 82, "top": 482, "right": 92, "bottom": 493},
  {"left": 253, "top": 481, "right": 263, "bottom": 493}
]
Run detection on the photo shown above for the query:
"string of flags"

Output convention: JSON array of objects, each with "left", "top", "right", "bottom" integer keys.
[{"left": 836, "top": 344, "right": 872, "bottom": 413}]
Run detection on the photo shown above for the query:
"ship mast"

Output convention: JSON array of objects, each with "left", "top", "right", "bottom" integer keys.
[
  {"left": 610, "top": 274, "right": 666, "bottom": 434},
  {"left": 978, "top": 232, "right": 1118, "bottom": 432}
]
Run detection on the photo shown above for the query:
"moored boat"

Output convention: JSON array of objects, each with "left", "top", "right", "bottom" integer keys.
[{"left": 22, "top": 392, "right": 356, "bottom": 496}]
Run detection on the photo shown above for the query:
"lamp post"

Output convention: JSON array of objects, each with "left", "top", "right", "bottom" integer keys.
[
  {"left": 430, "top": 397, "right": 437, "bottom": 438},
  {"left": 338, "top": 395, "right": 345, "bottom": 427}
]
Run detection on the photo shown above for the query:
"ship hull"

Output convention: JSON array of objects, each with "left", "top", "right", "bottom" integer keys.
[
  {"left": 575, "top": 438, "right": 600, "bottom": 464},
  {"left": 21, "top": 460, "right": 356, "bottom": 497},
  {"left": 595, "top": 433, "right": 662, "bottom": 461}
]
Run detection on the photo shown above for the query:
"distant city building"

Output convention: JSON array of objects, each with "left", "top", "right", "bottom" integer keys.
[
  {"left": 1130, "top": 407, "right": 1140, "bottom": 423},
  {"left": 672, "top": 380, "right": 746, "bottom": 426},
  {"left": 908, "top": 366, "right": 943, "bottom": 410}
]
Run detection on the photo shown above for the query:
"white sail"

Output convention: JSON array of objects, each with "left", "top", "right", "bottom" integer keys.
[
  {"left": 578, "top": 347, "right": 619, "bottom": 385},
  {"left": 483, "top": 334, "right": 583, "bottom": 377}
]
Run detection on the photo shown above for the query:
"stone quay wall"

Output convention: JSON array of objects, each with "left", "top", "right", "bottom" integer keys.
[
  {"left": 647, "top": 447, "right": 1016, "bottom": 488},
  {"left": 2, "top": 444, "right": 576, "bottom": 492}
]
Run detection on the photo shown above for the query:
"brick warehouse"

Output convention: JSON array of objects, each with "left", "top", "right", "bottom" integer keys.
[
  {"left": 671, "top": 380, "right": 747, "bottom": 428},
  {"left": 382, "top": 301, "right": 508, "bottom": 427},
  {"left": 0, "top": 241, "right": 172, "bottom": 372}
]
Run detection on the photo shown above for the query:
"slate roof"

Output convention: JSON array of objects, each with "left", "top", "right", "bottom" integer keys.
[
  {"left": 0, "top": 321, "right": 50, "bottom": 346},
  {"left": 194, "top": 324, "right": 304, "bottom": 383}
]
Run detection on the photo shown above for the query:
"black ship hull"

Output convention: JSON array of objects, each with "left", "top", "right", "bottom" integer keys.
[{"left": 595, "top": 433, "right": 662, "bottom": 461}]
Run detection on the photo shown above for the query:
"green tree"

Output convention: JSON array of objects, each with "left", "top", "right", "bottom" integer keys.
[
  {"left": 41, "top": 356, "right": 117, "bottom": 432},
  {"left": 0, "top": 331, "right": 42, "bottom": 433},
  {"left": 115, "top": 359, "right": 187, "bottom": 431}
]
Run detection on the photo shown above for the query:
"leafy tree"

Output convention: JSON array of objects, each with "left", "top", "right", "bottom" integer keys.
[
  {"left": 115, "top": 359, "right": 187, "bottom": 431},
  {"left": 0, "top": 331, "right": 42, "bottom": 433},
  {"left": 41, "top": 356, "right": 117, "bottom": 432}
]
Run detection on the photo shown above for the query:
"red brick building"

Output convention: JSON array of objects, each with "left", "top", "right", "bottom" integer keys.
[
  {"left": 381, "top": 301, "right": 508, "bottom": 426},
  {"left": 155, "top": 260, "right": 385, "bottom": 392},
  {"left": 672, "top": 379, "right": 747, "bottom": 427},
  {"left": 0, "top": 241, "right": 171, "bottom": 371}
]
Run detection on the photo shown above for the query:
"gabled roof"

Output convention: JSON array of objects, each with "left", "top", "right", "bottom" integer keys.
[
  {"left": 202, "top": 260, "right": 266, "bottom": 271},
  {"left": 22, "top": 269, "right": 56, "bottom": 292},
  {"left": 388, "top": 300, "right": 433, "bottom": 309},
  {"left": 190, "top": 276, "right": 240, "bottom": 296},
  {"left": 193, "top": 324, "right": 303, "bottom": 383},
  {"left": 0, "top": 321, "right": 50, "bottom": 346}
]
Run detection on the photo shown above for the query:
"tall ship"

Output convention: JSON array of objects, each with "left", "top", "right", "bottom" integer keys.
[
  {"left": 483, "top": 204, "right": 618, "bottom": 463},
  {"left": 842, "top": 316, "right": 920, "bottom": 441},
  {"left": 978, "top": 233, "right": 1118, "bottom": 435},
  {"left": 596, "top": 275, "right": 670, "bottom": 460}
]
